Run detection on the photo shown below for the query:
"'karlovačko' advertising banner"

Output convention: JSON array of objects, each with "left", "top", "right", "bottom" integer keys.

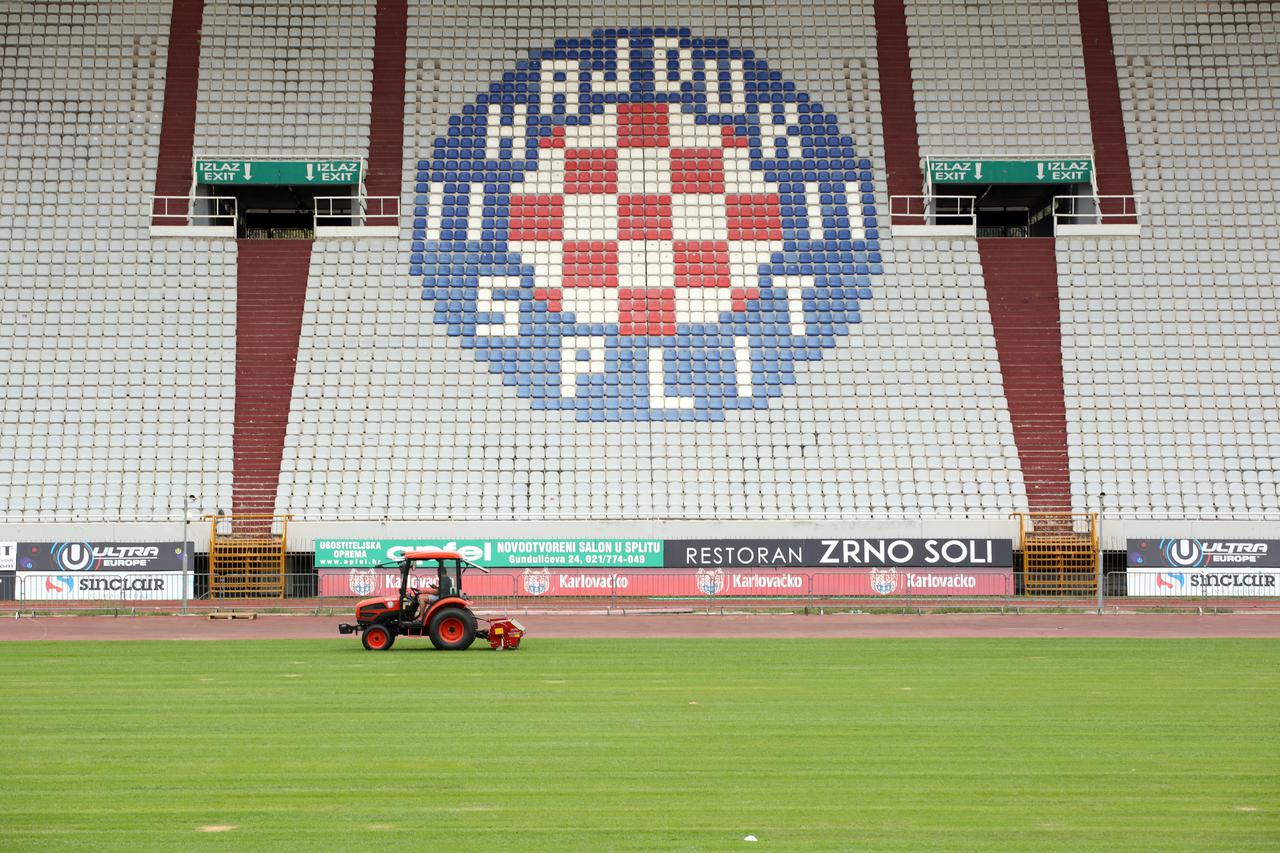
[
  {"left": 314, "top": 538, "right": 664, "bottom": 569},
  {"left": 318, "top": 567, "right": 1012, "bottom": 599},
  {"left": 13, "top": 541, "right": 194, "bottom": 601},
  {"left": 664, "top": 538, "right": 1013, "bottom": 569},
  {"left": 1127, "top": 538, "right": 1280, "bottom": 597}
]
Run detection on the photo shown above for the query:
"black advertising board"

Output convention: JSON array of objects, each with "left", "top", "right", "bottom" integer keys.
[
  {"left": 1127, "top": 538, "right": 1280, "bottom": 569},
  {"left": 0, "top": 573, "right": 13, "bottom": 600},
  {"left": 664, "top": 538, "right": 1013, "bottom": 569},
  {"left": 14, "top": 542, "right": 193, "bottom": 573}
]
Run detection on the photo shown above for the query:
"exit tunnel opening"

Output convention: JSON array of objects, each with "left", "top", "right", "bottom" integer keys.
[
  {"left": 195, "top": 184, "right": 357, "bottom": 239},
  {"left": 935, "top": 183, "right": 1078, "bottom": 237}
]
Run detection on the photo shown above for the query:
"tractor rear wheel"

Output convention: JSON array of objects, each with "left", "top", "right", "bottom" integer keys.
[
  {"left": 362, "top": 623, "right": 395, "bottom": 651},
  {"left": 428, "top": 607, "right": 476, "bottom": 651}
]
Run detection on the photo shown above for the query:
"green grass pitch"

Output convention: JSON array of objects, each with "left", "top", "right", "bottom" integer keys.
[{"left": 1, "top": 638, "right": 1276, "bottom": 851}]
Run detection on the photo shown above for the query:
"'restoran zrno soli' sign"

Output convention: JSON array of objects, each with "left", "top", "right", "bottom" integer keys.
[{"left": 664, "top": 538, "right": 1012, "bottom": 569}]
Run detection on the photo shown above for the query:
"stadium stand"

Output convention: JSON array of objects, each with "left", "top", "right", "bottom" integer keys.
[
  {"left": 0, "top": 2, "right": 235, "bottom": 522},
  {"left": 0, "top": 0, "right": 1275, "bottom": 539},
  {"left": 1061, "top": 1, "right": 1280, "bottom": 519},
  {"left": 277, "top": 1, "right": 1028, "bottom": 525},
  {"left": 194, "top": 0, "right": 374, "bottom": 156},
  {"left": 905, "top": 0, "right": 1094, "bottom": 158}
]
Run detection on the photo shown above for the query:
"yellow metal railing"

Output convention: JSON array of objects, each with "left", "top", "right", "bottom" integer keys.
[
  {"left": 1011, "top": 512, "right": 1099, "bottom": 594},
  {"left": 208, "top": 513, "right": 290, "bottom": 599}
]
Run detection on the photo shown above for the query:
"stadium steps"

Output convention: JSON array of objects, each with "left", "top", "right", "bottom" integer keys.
[
  {"left": 233, "top": 239, "right": 313, "bottom": 515},
  {"left": 366, "top": 0, "right": 408, "bottom": 198},
  {"left": 873, "top": 0, "right": 924, "bottom": 198},
  {"left": 1077, "top": 0, "right": 1136, "bottom": 202},
  {"left": 977, "top": 238, "right": 1074, "bottom": 514},
  {"left": 154, "top": 0, "right": 206, "bottom": 204}
]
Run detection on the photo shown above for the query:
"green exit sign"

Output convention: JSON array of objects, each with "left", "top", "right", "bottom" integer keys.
[
  {"left": 195, "top": 159, "right": 363, "bottom": 185},
  {"left": 928, "top": 158, "right": 1093, "bottom": 185}
]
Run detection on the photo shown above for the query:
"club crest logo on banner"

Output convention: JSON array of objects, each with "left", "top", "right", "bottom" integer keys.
[
  {"left": 696, "top": 568, "right": 726, "bottom": 595},
  {"left": 349, "top": 569, "right": 376, "bottom": 596},
  {"left": 870, "top": 568, "right": 900, "bottom": 596},
  {"left": 413, "top": 28, "right": 879, "bottom": 420},
  {"left": 522, "top": 568, "right": 552, "bottom": 596}
]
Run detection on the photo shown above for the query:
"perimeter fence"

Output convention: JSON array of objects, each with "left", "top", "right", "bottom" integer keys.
[{"left": 4, "top": 567, "right": 1277, "bottom": 616}]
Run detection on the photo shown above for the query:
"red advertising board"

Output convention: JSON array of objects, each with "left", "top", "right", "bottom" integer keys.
[{"left": 318, "top": 568, "right": 1011, "bottom": 599}]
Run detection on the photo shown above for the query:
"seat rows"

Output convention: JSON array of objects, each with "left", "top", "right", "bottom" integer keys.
[
  {"left": 905, "top": 0, "right": 1093, "bottom": 160},
  {"left": 2, "top": 0, "right": 1276, "bottom": 523},
  {"left": 1059, "top": 0, "right": 1280, "bottom": 518},
  {"left": 0, "top": 2, "right": 237, "bottom": 521},
  {"left": 193, "top": 0, "right": 375, "bottom": 158}
]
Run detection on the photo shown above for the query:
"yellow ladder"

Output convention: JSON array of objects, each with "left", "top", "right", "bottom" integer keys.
[
  {"left": 1011, "top": 512, "right": 1099, "bottom": 594},
  {"left": 208, "top": 514, "right": 290, "bottom": 598}
]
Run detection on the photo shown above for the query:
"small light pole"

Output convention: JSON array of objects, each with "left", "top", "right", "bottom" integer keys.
[
  {"left": 1096, "top": 491, "right": 1106, "bottom": 615},
  {"left": 183, "top": 494, "right": 196, "bottom": 615}
]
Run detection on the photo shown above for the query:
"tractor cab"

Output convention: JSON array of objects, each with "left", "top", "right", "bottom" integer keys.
[
  {"left": 400, "top": 552, "right": 476, "bottom": 617},
  {"left": 338, "top": 550, "right": 498, "bottom": 651},
  {"left": 415, "top": 554, "right": 463, "bottom": 600}
]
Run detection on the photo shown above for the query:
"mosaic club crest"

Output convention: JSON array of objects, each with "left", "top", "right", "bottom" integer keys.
[{"left": 413, "top": 28, "right": 880, "bottom": 421}]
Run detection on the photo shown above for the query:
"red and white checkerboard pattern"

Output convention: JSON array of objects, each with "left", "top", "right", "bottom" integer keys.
[{"left": 499, "top": 102, "right": 792, "bottom": 337}]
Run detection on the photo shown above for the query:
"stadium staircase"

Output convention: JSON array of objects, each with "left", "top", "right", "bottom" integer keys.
[
  {"left": 366, "top": 0, "right": 408, "bottom": 198},
  {"left": 978, "top": 238, "right": 1073, "bottom": 515},
  {"left": 154, "top": 0, "right": 206, "bottom": 203},
  {"left": 873, "top": 0, "right": 924, "bottom": 199},
  {"left": 1077, "top": 0, "right": 1136, "bottom": 209},
  {"left": 234, "top": 240, "right": 313, "bottom": 515}
]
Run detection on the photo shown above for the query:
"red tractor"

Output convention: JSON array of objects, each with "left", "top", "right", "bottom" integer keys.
[{"left": 338, "top": 550, "right": 523, "bottom": 651}]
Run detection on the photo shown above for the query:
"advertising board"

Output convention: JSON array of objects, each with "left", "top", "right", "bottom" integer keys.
[
  {"left": 1127, "top": 538, "right": 1280, "bottom": 569},
  {"left": 664, "top": 538, "right": 1013, "bottom": 569},
  {"left": 1127, "top": 539, "right": 1280, "bottom": 598},
  {"left": 14, "top": 542, "right": 192, "bottom": 573},
  {"left": 16, "top": 572, "right": 194, "bottom": 601},
  {"left": 314, "top": 538, "right": 663, "bottom": 569},
  {"left": 317, "top": 568, "right": 1012, "bottom": 599}
]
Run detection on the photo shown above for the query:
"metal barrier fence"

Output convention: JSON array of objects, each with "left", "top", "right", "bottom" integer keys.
[{"left": 5, "top": 568, "right": 1274, "bottom": 616}]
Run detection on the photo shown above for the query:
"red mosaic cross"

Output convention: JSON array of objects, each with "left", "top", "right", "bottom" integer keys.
[
  {"left": 508, "top": 194, "right": 564, "bottom": 241},
  {"left": 564, "top": 149, "right": 617, "bottom": 194},
  {"left": 618, "top": 287, "right": 677, "bottom": 336},
  {"left": 508, "top": 103, "right": 789, "bottom": 335},
  {"left": 617, "top": 103, "right": 670, "bottom": 148},
  {"left": 562, "top": 240, "right": 619, "bottom": 288},
  {"left": 618, "top": 194, "right": 673, "bottom": 240},
  {"left": 671, "top": 149, "right": 724, "bottom": 193}
]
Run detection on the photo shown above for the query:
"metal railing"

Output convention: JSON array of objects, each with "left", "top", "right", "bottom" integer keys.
[
  {"left": 149, "top": 195, "right": 237, "bottom": 231},
  {"left": 3, "top": 567, "right": 1275, "bottom": 617},
  {"left": 314, "top": 195, "right": 399, "bottom": 233},
  {"left": 1053, "top": 194, "right": 1141, "bottom": 227},
  {"left": 890, "top": 194, "right": 977, "bottom": 226}
]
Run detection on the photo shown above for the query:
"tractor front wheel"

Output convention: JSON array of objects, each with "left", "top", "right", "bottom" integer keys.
[
  {"left": 428, "top": 607, "right": 476, "bottom": 651},
  {"left": 361, "top": 623, "right": 396, "bottom": 651}
]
